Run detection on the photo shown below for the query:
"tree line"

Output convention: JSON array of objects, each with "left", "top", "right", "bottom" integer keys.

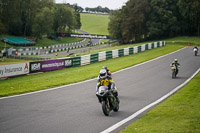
[
  {"left": 108, "top": 0, "right": 200, "bottom": 44},
  {"left": 0, "top": 0, "right": 81, "bottom": 41},
  {"left": 85, "top": 6, "right": 110, "bottom": 13}
]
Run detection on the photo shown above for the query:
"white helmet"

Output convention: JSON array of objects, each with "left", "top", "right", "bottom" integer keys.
[{"left": 99, "top": 69, "right": 107, "bottom": 79}]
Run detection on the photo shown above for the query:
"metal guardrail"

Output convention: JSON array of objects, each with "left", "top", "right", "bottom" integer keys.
[{"left": 7, "top": 55, "right": 49, "bottom": 61}]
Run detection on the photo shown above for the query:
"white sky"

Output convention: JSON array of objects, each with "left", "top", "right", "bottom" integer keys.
[{"left": 55, "top": 0, "right": 129, "bottom": 10}]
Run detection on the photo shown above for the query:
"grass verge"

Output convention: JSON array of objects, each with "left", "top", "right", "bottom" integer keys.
[
  {"left": 0, "top": 44, "right": 184, "bottom": 97},
  {"left": 120, "top": 71, "right": 200, "bottom": 133},
  {"left": 80, "top": 13, "right": 109, "bottom": 35},
  {"left": 0, "top": 58, "right": 32, "bottom": 65}
]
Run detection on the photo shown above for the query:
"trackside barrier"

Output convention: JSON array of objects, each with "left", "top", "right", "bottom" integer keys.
[
  {"left": 72, "top": 41, "right": 165, "bottom": 67},
  {"left": 10, "top": 38, "right": 87, "bottom": 56},
  {"left": 90, "top": 54, "right": 98, "bottom": 64},
  {"left": 0, "top": 41, "right": 165, "bottom": 78},
  {"left": 0, "top": 58, "right": 73, "bottom": 78},
  {"left": 98, "top": 51, "right": 106, "bottom": 61},
  {"left": 112, "top": 49, "right": 118, "bottom": 58},
  {"left": 106, "top": 51, "right": 112, "bottom": 60},
  {"left": 129, "top": 47, "right": 134, "bottom": 54}
]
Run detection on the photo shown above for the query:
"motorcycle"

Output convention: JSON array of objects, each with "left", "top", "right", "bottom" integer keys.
[
  {"left": 171, "top": 65, "right": 179, "bottom": 78},
  {"left": 96, "top": 86, "right": 119, "bottom": 116},
  {"left": 193, "top": 48, "right": 198, "bottom": 56}
]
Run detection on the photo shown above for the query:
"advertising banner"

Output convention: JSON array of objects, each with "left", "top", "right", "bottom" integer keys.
[
  {"left": 30, "top": 58, "right": 72, "bottom": 73},
  {"left": 0, "top": 63, "right": 29, "bottom": 78},
  {"left": 56, "top": 33, "right": 111, "bottom": 39}
]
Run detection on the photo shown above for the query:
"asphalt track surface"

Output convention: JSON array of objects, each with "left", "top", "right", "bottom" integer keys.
[{"left": 0, "top": 47, "right": 199, "bottom": 133}]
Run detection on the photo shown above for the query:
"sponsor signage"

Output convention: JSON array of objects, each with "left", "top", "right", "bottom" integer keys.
[
  {"left": 30, "top": 58, "right": 72, "bottom": 73},
  {"left": 70, "top": 34, "right": 110, "bottom": 39},
  {"left": 56, "top": 33, "right": 111, "bottom": 39},
  {"left": 0, "top": 63, "right": 29, "bottom": 78},
  {"left": 30, "top": 62, "right": 41, "bottom": 73}
]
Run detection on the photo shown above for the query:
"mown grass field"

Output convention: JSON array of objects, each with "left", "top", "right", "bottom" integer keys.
[
  {"left": 80, "top": 13, "right": 109, "bottom": 35},
  {"left": 0, "top": 43, "right": 185, "bottom": 97},
  {"left": 120, "top": 71, "right": 200, "bottom": 133}
]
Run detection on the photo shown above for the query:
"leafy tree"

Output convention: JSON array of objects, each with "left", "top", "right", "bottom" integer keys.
[
  {"left": 121, "top": 0, "right": 150, "bottom": 43},
  {"left": 147, "top": 0, "right": 180, "bottom": 39},
  {"left": 85, "top": 6, "right": 110, "bottom": 13},
  {"left": 0, "top": 20, "right": 7, "bottom": 34},
  {"left": 71, "top": 4, "right": 84, "bottom": 13},
  {"left": 53, "top": 4, "right": 76, "bottom": 33},
  {"left": 32, "top": 7, "right": 54, "bottom": 41},
  {"left": 109, "top": 0, "right": 150, "bottom": 44},
  {"left": 178, "top": 0, "right": 200, "bottom": 36},
  {"left": 108, "top": 10, "right": 123, "bottom": 42},
  {"left": 74, "top": 12, "right": 81, "bottom": 29}
]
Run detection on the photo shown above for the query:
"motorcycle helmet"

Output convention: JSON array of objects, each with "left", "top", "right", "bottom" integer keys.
[
  {"left": 102, "top": 66, "right": 107, "bottom": 70},
  {"left": 174, "top": 59, "right": 178, "bottom": 63},
  {"left": 99, "top": 69, "right": 107, "bottom": 79}
]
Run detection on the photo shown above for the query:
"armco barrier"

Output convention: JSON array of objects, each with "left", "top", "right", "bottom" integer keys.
[
  {"left": 138, "top": 46, "right": 142, "bottom": 53},
  {"left": 129, "top": 47, "right": 134, "bottom": 54},
  {"left": 72, "top": 56, "right": 81, "bottom": 67},
  {"left": 90, "top": 53, "right": 98, "bottom": 64},
  {"left": 98, "top": 51, "right": 106, "bottom": 61},
  {"left": 106, "top": 51, "right": 112, "bottom": 60},
  {"left": 71, "top": 41, "right": 165, "bottom": 67},
  {"left": 112, "top": 49, "right": 118, "bottom": 58},
  {"left": 118, "top": 49, "right": 124, "bottom": 57},
  {"left": 0, "top": 41, "right": 165, "bottom": 78}
]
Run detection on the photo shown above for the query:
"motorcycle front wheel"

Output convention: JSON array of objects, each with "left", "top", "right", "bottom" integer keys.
[
  {"left": 113, "top": 102, "right": 119, "bottom": 112},
  {"left": 102, "top": 101, "right": 110, "bottom": 116},
  {"left": 172, "top": 71, "right": 176, "bottom": 78}
]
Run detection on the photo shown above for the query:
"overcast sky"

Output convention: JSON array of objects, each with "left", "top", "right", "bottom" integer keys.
[{"left": 55, "top": 0, "right": 129, "bottom": 10}]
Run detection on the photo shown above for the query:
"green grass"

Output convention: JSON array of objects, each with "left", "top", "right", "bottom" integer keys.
[
  {"left": 166, "top": 36, "right": 200, "bottom": 46},
  {"left": 35, "top": 37, "right": 83, "bottom": 47},
  {"left": 0, "top": 44, "right": 185, "bottom": 97},
  {"left": 120, "top": 72, "right": 200, "bottom": 133},
  {"left": 80, "top": 13, "right": 109, "bottom": 35},
  {"left": 0, "top": 58, "right": 32, "bottom": 65}
]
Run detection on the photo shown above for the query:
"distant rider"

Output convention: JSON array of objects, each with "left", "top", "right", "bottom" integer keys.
[
  {"left": 171, "top": 59, "right": 180, "bottom": 75},
  {"left": 193, "top": 46, "right": 198, "bottom": 52},
  {"left": 96, "top": 68, "right": 119, "bottom": 103},
  {"left": 193, "top": 46, "right": 198, "bottom": 55}
]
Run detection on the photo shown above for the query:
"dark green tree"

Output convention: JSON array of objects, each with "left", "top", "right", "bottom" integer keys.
[
  {"left": 147, "top": 0, "right": 180, "bottom": 39},
  {"left": 32, "top": 7, "right": 54, "bottom": 41},
  {"left": 121, "top": 0, "right": 150, "bottom": 43},
  {"left": 108, "top": 10, "right": 123, "bottom": 43},
  {"left": 53, "top": 4, "right": 76, "bottom": 33},
  {"left": 178, "top": 0, "right": 200, "bottom": 36}
]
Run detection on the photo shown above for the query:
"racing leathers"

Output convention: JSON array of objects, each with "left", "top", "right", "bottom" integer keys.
[
  {"left": 171, "top": 62, "right": 180, "bottom": 75},
  {"left": 96, "top": 76, "right": 119, "bottom": 103}
]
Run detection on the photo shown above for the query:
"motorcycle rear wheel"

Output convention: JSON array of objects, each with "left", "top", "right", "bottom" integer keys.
[
  {"left": 195, "top": 51, "right": 197, "bottom": 56},
  {"left": 102, "top": 101, "right": 110, "bottom": 116}
]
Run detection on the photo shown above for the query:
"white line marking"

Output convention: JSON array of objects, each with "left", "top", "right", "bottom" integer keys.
[
  {"left": 101, "top": 68, "right": 200, "bottom": 133},
  {"left": 0, "top": 47, "right": 187, "bottom": 100}
]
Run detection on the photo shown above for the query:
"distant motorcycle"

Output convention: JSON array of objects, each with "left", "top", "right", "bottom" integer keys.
[
  {"left": 193, "top": 48, "right": 198, "bottom": 56},
  {"left": 96, "top": 86, "right": 119, "bottom": 116},
  {"left": 171, "top": 65, "right": 179, "bottom": 78}
]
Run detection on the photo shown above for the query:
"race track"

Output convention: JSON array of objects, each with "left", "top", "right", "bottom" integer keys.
[{"left": 0, "top": 47, "right": 199, "bottom": 133}]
